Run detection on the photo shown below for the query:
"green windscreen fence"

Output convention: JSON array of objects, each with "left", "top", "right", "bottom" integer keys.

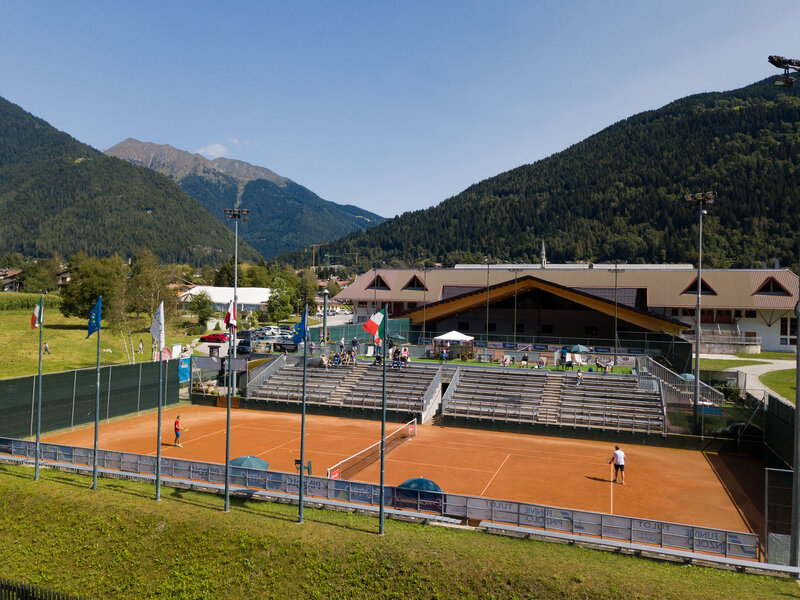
[
  {"left": 0, "top": 360, "right": 179, "bottom": 439},
  {"left": 765, "top": 394, "right": 794, "bottom": 467}
]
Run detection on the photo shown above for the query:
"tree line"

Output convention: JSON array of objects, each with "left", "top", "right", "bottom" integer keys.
[{"left": 2, "top": 250, "right": 342, "bottom": 332}]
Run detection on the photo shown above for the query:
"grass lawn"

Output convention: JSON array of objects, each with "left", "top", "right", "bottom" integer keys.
[
  {"left": 2, "top": 309, "right": 198, "bottom": 379},
  {"left": 760, "top": 368, "right": 797, "bottom": 404},
  {"left": 735, "top": 351, "right": 796, "bottom": 361},
  {"left": 0, "top": 464, "right": 794, "bottom": 600},
  {"left": 698, "top": 359, "right": 767, "bottom": 371}
]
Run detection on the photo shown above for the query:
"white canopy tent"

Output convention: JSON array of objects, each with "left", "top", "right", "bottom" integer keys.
[
  {"left": 432, "top": 330, "right": 474, "bottom": 360},
  {"left": 433, "top": 331, "right": 474, "bottom": 343}
]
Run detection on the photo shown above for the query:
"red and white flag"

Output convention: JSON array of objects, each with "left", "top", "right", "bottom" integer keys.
[
  {"left": 224, "top": 300, "right": 237, "bottom": 329},
  {"left": 31, "top": 296, "right": 44, "bottom": 329},
  {"left": 362, "top": 308, "right": 386, "bottom": 344}
]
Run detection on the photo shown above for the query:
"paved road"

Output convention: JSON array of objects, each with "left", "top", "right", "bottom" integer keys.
[{"left": 702, "top": 353, "right": 795, "bottom": 401}]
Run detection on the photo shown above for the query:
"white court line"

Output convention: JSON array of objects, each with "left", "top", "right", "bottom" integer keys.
[
  {"left": 480, "top": 454, "right": 511, "bottom": 496},
  {"left": 610, "top": 464, "right": 614, "bottom": 514}
]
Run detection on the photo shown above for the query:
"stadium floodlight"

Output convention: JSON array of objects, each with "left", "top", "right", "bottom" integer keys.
[
  {"left": 769, "top": 55, "right": 800, "bottom": 71},
  {"left": 684, "top": 191, "right": 716, "bottom": 439}
]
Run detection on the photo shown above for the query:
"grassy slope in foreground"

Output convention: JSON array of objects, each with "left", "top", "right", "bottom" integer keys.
[{"left": 0, "top": 464, "right": 794, "bottom": 600}]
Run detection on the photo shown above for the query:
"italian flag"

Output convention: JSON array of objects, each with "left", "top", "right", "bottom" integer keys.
[
  {"left": 362, "top": 308, "right": 386, "bottom": 344},
  {"left": 31, "top": 296, "right": 44, "bottom": 329},
  {"left": 224, "top": 300, "right": 237, "bottom": 329}
]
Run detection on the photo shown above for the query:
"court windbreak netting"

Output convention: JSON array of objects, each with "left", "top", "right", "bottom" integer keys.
[{"left": 327, "top": 419, "right": 417, "bottom": 480}]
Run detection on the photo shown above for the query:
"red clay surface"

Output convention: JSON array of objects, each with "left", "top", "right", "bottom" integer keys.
[{"left": 41, "top": 404, "right": 761, "bottom": 533}]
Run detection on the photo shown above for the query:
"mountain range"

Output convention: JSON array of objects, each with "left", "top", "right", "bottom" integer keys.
[
  {"left": 104, "top": 139, "right": 386, "bottom": 260},
  {"left": 280, "top": 77, "right": 800, "bottom": 271},
  {"left": 0, "top": 96, "right": 261, "bottom": 265}
]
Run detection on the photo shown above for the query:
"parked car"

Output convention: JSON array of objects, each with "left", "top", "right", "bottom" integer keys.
[
  {"left": 236, "top": 330, "right": 253, "bottom": 340},
  {"left": 273, "top": 336, "right": 298, "bottom": 352},
  {"left": 200, "top": 332, "right": 229, "bottom": 343},
  {"left": 236, "top": 341, "right": 252, "bottom": 355}
]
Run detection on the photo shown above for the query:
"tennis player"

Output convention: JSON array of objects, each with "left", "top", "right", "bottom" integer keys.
[
  {"left": 174, "top": 415, "right": 184, "bottom": 447},
  {"left": 608, "top": 445, "right": 625, "bottom": 484}
]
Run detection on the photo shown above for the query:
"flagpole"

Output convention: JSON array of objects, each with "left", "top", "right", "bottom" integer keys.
[
  {"left": 379, "top": 311, "right": 387, "bottom": 535},
  {"left": 299, "top": 305, "right": 308, "bottom": 524},
  {"left": 155, "top": 331, "right": 163, "bottom": 501},
  {"left": 34, "top": 295, "right": 43, "bottom": 481},
  {"left": 92, "top": 296, "right": 102, "bottom": 490}
]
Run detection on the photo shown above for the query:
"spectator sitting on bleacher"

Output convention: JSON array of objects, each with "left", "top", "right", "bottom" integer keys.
[
  {"left": 537, "top": 357, "right": 545, "bottom": 369},
  {"left": 373, "top": 353, "right": 382, "bottom": 366},
  {"left": 520, "top": 353, "right": 528, "bottom": 368},
  {"left": 333, "top": 351, "right": 341, "bottom": 366},
  {"left": 401, "top": 347, "right": 409, "bottom": 367},
  {"left": 392, "top": 347, "right": 402, "bottom": 369},
  {"left": 320, "top": 354, "right": 329, "bottom": 370}
]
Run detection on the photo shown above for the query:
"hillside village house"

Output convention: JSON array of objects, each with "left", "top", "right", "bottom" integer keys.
[
  {"left": 178, "top": 286, "right": 271, "bottom": 313},
  {"left": 335, "top": 263, "right": 799, "bottom": 354}
]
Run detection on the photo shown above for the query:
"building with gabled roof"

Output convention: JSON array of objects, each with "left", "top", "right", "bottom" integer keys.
[{"left": 335, "top": 264, "right": 798, "bottom": 353}]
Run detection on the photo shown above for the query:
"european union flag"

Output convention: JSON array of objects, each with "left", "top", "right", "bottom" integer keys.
[
  {"left": 292, "top": 306, "right": 308, "bottom": 345},
  {"left": 87, "top": 297, "right": 102, "bottom": 338}
]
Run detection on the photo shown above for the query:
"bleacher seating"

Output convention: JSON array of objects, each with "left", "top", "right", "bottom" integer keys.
[
  {"left": 249, "top": 359, "right": 665, "bottom": 436},
  {"left": 443, "top": 368, "right": 664, "bottom": 435},
  {"left": 249, "top": 361, "right": 439, "bottom": 415}
]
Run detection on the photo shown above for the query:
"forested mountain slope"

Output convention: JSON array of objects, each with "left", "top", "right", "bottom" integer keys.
[
  {"left": 0, "top": 97, "right": 261, "bottom": 265},
  {"left": 283, "top": 77, "right": 800, "bottom": 270},
  {"left": 105, "top": 139, "right": 386, "bottom": 259}
]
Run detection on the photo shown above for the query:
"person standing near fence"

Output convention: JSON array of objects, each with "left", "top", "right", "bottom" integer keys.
[
  {"left": 43, "top": 342, "right": 50, "bottom": 355},
  {"left": 608, "top": 445, "right": 625, "bottom": 484}
]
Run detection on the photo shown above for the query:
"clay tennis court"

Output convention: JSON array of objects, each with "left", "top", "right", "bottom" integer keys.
[{"left": 41, "top": 403, "right": 762, "bottom": 534}]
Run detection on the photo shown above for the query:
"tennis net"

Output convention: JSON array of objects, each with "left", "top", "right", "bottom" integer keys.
[{"left": 327, "top": 419, "right": 417, "bottom": 480}]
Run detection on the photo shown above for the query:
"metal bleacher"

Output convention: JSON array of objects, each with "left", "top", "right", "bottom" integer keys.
[
  {"left": 443, "top": 367, "right": 665, "bottom": 435},
  {"left": 249, "top": 360, "right": 439, "bottom": 415},
  {"left": 248, "top": 358, "right": 665, "bottom": 435}
]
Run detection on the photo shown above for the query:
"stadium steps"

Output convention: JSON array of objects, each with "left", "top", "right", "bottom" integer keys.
[
  {"left": 538, "top": 373, "right": 565, "bottom": 425},
  {"left": 328, "top": 363, "right": 370, "bottom": 403}
]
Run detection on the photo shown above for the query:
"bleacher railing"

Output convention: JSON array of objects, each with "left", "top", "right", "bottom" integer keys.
[
  {"left": 0, "top": 437, "right": 760, "bottom": 565},
  {"left": 440, "top": 367, "right": 461, "bottom": 413},
  {"left": 246, "top": 354, "right": 286, "bottom": 397},
  {"left": 636, "top": 355, "right": 724, "bottom": 407},
  {"left": 420, "top": 367, "right": 443, "bottom": 424}
]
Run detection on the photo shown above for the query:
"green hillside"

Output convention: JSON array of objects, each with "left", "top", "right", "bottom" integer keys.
[
  {"left": 0, "top": 97, "right": 261, "bottom": 265},
  {"left": 283, "top": 77, "right": 800, "bottom": 270}
]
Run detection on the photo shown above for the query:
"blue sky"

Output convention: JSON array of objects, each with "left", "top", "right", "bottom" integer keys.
[{"left": 2, "top": 2, "right": 798, "bottom": 218}]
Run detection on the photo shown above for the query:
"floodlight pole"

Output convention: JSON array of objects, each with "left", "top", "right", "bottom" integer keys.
[
  {"left": 685, "top": 192, "right": 715, "bottom": 439},
  {"left": 485, "top": 258, "right": 491, "bottom": 347},
  {"left": 769, "top": 56, "right": 800, "bottom": 566},
  {"left": 513, "top": 269, "right": 519, "bottom": 349},
  {"left": 223, "top": 207, "right": 248, "bottom": 513},
  {"left": 793, "top": 269, "right": 800, "bottom": 567},
  {"left": 322, "top": 289, "right": 329, "bottom": 350},
  {"left": 612, "top": 263, "right": 625, "bottom": 372},
  {"left": 421, "top": 268, "right": 427, "bottom": 346}
]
